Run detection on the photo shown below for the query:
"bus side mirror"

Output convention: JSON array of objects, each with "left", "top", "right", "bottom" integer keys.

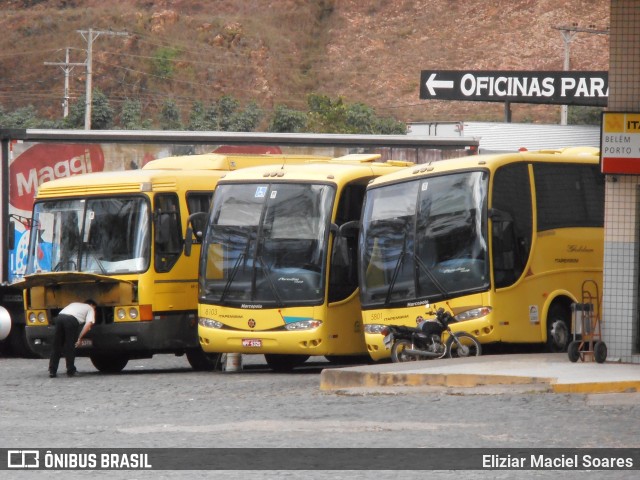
[
  {"left": 338, "top": 220, "right": 360, "bottom": 237},
  {"left": 184, "top": 212, "right": 207, "bottom": 257},
  {"left": 184, "top": 225, "right": 193, "bottom": 257},
  {"left": 330, "top": 223, "right": 339, "bottom": 236}
]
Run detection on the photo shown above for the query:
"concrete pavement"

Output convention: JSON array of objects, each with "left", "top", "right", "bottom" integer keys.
[{"left": 320, "top": 353, "right": 640, "bottom": 394}]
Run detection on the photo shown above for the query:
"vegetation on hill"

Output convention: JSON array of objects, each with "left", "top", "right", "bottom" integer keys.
[{"left": 0, "top": 0, "right": 609, "bottom": 130}]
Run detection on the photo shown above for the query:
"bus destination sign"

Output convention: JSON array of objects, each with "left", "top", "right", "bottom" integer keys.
[
  {"left": 601, "top": 112, "right": 640, "bottom": 174},
  {"left": 420, "top": 70, "right": 608, "bottom": 106}
]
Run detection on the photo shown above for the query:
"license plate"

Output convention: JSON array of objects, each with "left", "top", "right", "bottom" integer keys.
[
  {"left": 383, "top": 334, "right": 393, "bottom": 349},
  {"left": 242, "top": 339, "right": 262, "bottom": 348},
  {"left": 77, "top": 338, "right": 92, "bottom": 348}
]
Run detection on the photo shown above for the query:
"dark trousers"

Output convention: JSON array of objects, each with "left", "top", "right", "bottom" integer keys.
[{"left": 48, "top": 314, "right": 80, "bottom": 374}]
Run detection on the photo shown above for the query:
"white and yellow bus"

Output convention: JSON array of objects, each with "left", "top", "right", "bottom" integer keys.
[
  {"left": 196, "top": 155, "right": 413, "bottom": 371},
  {"left": 20, "top": 153, "right": 327, "bottom": 372},
  {"left": 359, "top": 148, "right": 604, "bottom": 360}
]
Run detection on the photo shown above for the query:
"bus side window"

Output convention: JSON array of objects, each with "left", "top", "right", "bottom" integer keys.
[
  {"left": 155, "top": 193, "right": 182, "bottom": 272},
  {"left": 491, "top": 164, "right": 532, "bottom": 288},
  {"left": 186, "top": 192, "right": 213, "bottom": 243},
  {"left": 329, "top": 182, "right": 366, "bottom": 303}
]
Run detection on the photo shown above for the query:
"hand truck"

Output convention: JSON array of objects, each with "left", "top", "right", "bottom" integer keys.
[{"left": 568, "top": 280, "right": 607, "bottom": 363}]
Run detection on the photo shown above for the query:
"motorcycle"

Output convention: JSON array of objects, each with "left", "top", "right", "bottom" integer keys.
[{"left": 381, "top": 306, "right": 482, "bottom": 362}]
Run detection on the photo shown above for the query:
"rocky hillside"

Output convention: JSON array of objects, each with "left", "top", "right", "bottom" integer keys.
[{"left": 0, "top": 0, "right": 610, "bottom": 126}]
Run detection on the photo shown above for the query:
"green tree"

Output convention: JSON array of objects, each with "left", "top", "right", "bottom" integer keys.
[
  {"left": 218, "top": 95, "right": 240, "bottom": 131},
  {"left": 119, "top": 98, "right": 151, "bottom": 130},
  {"left": 64, "top": 89, "right": 114, "bottom": 129},
  {"left": 306, "top": 93, "right": 349, "bottom": 133},
  {"left": 152, "top": 47, "right": 180, "bottom": 80},
  {"left": 345, "top": 103, "right": 377, "bottom": 134},
  {"left": 0, "top": 104, "right": 41, "bottom": 128},
  {"left": 230, "top": 101, "right": 263, "bottom": 131},
  {"left": 159, "top": 99, "right": 183, "bottom": 130},
  {"left": 188, "top": 100, "right": 208, "bottom": 131},
  {"left": 204, "top": 101, "right": 219, "bottom": 130},
  {"left": 373, "top": 116, "right": 407, "bottom": 134},
  {"left": 568, "top": 106, "right": 603, "bottom": 126},
  {"left": 302, "top": 94, "right": 406, "bottom": 134},
  {"left": 268, "top": 104, "right": 307, "bottom": 133}
]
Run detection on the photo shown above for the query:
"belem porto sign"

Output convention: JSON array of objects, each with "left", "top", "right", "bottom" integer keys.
[
  {"left": 600, "top": 112, "right": 640, "bottom": 174},
  {"left": 420, "top": 70, "right": 608, "bottom": 106}
]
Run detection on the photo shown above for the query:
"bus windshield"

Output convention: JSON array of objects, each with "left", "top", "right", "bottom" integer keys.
[
  {"left": 26, "top": 196, "right": 151, "bottom": 275},
  {"left": 359, "top": 171, "right": 489, "bottom": 308},
  {"left": 200, "top": 183, "right": 334, "bottom": 306}
]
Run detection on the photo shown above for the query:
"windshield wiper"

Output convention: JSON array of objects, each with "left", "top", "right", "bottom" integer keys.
[
  {"left": 413, "top": 254, "right": 449, "bottom": 299},
  {"left": 384, "top": 248, "right": 407, "bottom": 305},
  {"left": 217, "top": 225, "right": 254, "bottom": 303},
  {"left": 255, "top": 255, "right": 283, "bottom": 307},
  {"left": 219, "top": 251, "right": 245, "bottom": 303}
]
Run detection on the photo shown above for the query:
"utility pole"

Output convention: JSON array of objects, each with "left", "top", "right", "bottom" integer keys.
[
  {"left": 77, "top": 28, "right": 129, "bottom": 130},
  {"left": 44, "top": 48, "right": 85, "bottom": 118},
  {"left": 553, "top": 23, "right": 609, "bottom": 126}
]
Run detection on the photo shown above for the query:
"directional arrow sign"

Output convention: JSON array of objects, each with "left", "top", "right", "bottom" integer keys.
[
  {"left": 425, "top": 73, "right": 454, "bottom": 96},
  {"left": 420, "top": 70, "right": 608, "bottom": 106}
]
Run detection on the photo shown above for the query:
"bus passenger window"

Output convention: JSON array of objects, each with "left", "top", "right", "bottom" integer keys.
[
  {"left": 155, "top": 194, "right": 182, "bottom": 272},
  {"left": 492, "top": 164, "right": 532, "bottom": 288}
]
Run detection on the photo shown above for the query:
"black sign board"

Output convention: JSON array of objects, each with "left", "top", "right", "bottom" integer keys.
[{"left": 419, "top": 70, "right": 608, "bottom": 106}]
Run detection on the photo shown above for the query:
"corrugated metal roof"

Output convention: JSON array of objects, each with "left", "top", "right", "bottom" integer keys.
[{"left": 408, "top": 121, "right": 600, "bottom": 154}]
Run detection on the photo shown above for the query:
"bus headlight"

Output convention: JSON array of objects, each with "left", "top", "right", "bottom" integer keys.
[
  {"left": 116, "top": 308, "right": 126, "bottom": 320},
  {"left": 455, "top": 307, "right": 492, "bottom": 322},
  {"left": 284, "top": 320, "right": 322, "bottom": 331},
  {"left": 28, "top": 312, "right": 37, "bottom": 323},
  {"left": 128, "top": 307, "right": 138, "bottom": 320},
  {"left": 199, "top": 318, "right": 223, "bottom": 329},
  {"left": 364, "top": 324, "right": 386, "bottom": 334},
  {"left": 38, "top": 312, "right": 47, "bottom": 323}
]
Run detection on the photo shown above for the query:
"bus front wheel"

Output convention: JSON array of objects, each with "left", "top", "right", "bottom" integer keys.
[
  {"left": 264, "top": 354, "right": 309, "bottom": 372},
  {"left": 186, "top": 348, "right": 222, "bottom": 371},
  {"left": 90, "top": 354, "right": 129, "bottom": 373},
  {"left": 546, "top": 304, "right": 570, "bottom": 353}
]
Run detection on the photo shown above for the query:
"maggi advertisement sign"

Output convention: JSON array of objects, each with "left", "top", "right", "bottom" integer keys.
[{"left": 601, "top": 112, "right": 640, "bottom": 174}]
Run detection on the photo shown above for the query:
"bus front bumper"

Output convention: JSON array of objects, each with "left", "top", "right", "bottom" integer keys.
[
  {"left": 26, "top": 316, "right": 200, "bottom": 359},
  {"left": 199, "top": 326, "right": 340, "bottom": 356}
]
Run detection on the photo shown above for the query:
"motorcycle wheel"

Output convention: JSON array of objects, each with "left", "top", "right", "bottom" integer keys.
[
  {"left": 446, "top": 332, "right": 482, "bottom": 358},
  {"left": 391, "top": 339, "right": 420, "bottom": 363}
]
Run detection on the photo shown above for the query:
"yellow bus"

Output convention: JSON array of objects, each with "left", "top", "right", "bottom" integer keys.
[
  {"left": 196, "top": 154, "right": 413, "bottom": 371},
  {"left": 20, "top": 152, "right": 327, "bottom": 372},
  {"left": 359, "top": 147, "right": 604, "bottom": 360}
]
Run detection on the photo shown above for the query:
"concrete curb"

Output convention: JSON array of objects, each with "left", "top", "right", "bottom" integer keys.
[{"left": 319, "top": 354, "right": 640, "bottom": 394}]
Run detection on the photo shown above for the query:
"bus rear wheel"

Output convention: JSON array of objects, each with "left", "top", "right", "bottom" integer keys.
[
  {"left": 546, "top": 305, "right": 570, "bottom": 353},
  {"left": 90, "top": 354, "right": 129, "bottom": 373},
  {"left": 264, "top": 354, "right": 309, "bottom": 372},
  {"left": 186, "top": 348, "right": 222, "bottom": 371}
]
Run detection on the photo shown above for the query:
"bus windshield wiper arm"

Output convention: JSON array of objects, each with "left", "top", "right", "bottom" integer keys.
[
  {"left": 413, "top": 254, "right": 449, "bottom": 299},
  {"left": 384, "top": 250, "right": 406, "bottom": 306},
  {"left": 219, "top": 251, "right": 245, "bottom": 303},
  {"left": 255, "top": 255, "right": 284, "bottom": 307}
]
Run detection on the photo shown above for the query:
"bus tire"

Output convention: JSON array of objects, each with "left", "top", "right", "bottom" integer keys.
[
  {"left": 9, "top": 324, "right": 39, "bottom": 358},
  {"left": 324, "top": 355, "right": 371, "bottom": 365},
  {"left": 90, "top": 354, "right": 128, "bottom": 373},
  {"left": 264, "top": 354, "right": 309, "bottom": 372},
  {"left": 546, "top": 304, "right": 570, "bottom": 353},
  {"left": 186, "top": 348, "right": 222, "bottom": 371}
]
